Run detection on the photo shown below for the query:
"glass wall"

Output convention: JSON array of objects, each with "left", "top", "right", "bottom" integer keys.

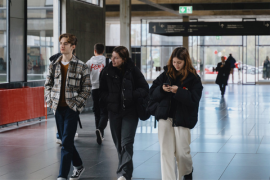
[
  {"left": 258, "top": 36, "right": 270, "bottom": 81},
  {"left": 106, "top": 21, "right": 141, "bottom": 46},
  {"left": 27, "top": 0, "right": 53, "bottom": 81},
  {"left": 105, "top": 20, "right": 270, "bottom": 84},
  {"left": 0, "top": 0, "right": 7, "bottom": 83},
  {"left": 141, "top": 19, "right": 183, "bottom": 80}
]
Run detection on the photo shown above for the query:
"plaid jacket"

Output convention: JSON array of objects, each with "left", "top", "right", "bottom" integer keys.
[{"left": 44, "top": 55, "right": 91, "bottom": 113}]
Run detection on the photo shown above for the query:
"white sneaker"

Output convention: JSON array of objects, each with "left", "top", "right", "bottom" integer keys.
[
  {"left": 117, "top": 176, "right": 127, "bottom": 180},
  {"left": 56, "top": 139, "right": 62, "bottom": 145},
  {"left": 57, "top": 178, "right": 67, "bottom": 180}
]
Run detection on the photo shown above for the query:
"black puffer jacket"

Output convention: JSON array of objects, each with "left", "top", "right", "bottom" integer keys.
[
  {"left": 99, "top": 58, "right": 149, "bottom": 113},
  {"left": 215, "top": 62, "right": 230, "bottom": 86},
  {"left": 150, "top": 66, "right": 203, "bottom": 129}
]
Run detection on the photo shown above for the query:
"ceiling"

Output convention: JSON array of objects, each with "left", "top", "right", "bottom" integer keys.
[{"left": 105, "top": 0, "right": 270, "bottom": 20}]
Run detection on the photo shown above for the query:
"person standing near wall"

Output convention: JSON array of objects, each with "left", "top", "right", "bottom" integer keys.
[
  {"left": 86, "top": 43, "right": 109, "bottom": 145},
  {"left": 150, "top": 47, "right": 203, "bottom": 180},
  {"left": 44, "top": 33, "right": 91, "bottom": 180},
  {"left": 215, "top": 56, "right": 231, "bottom": 96},
  {"left": 99, "top": 46, "right": 149, "bottom": 180}
]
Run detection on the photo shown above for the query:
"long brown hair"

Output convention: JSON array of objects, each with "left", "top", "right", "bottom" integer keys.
[{"left": 167, "top": 47, "right": 197, "bottom": 83}]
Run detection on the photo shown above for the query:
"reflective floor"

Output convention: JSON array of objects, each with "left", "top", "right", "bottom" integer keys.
[{"left": 1, "top": 84, "right": 270, "bottom": 180}]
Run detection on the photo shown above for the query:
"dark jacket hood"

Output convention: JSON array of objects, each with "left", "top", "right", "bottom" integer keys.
[
  {"left": 49, "top": 53, "right": 62, "bottom": 62},
  {"left": 49, "top": 53, "right": 79, "bottom": 62}
]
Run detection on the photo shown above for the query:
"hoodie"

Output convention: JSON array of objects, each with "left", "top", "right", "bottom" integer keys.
[{"left": 86, "top": 55, "right": 107, "bottom": 89}]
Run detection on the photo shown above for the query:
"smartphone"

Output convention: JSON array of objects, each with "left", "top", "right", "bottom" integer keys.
[{"left": 163, "top": 83, "right": 169, "bottom": 87}]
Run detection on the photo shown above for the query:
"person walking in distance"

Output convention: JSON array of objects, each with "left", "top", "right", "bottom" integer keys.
[
  {"left": 150, "top": 47, "right": 203, "bottom": 180},
  {"left": 226, "top": 53, "right": 236, "bottom": 83},
  {"left": 86, "top": 43, "right": 109, "bottom": 145},
  {"left": 44, "top": 33, "right": 91, "bottom": 180},
  {"left": 99, "top": 46, "right": 149, "bottom": 180},
  {"left": 215, "top": 56, "right": 230, "bottom": 96}
]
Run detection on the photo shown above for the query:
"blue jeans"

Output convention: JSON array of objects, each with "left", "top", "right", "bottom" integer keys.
[
  {"left": 55, "top": 106, "right": 83, "bottom": 179},
  {"left": 56, "top": 132, "right": 60, "bottom": 139}
]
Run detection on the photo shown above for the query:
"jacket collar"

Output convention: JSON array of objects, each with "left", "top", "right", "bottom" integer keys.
[
  {"left": 107, "top": 58, "right": 135, "bottom": 76},
  {"left": 54, "top": 55, "right": 78, "bottom": 65}
]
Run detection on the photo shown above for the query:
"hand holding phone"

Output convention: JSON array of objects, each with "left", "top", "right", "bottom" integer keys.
[
  {"left": 163, "top": 83, "right": 169, "bottom": 87},
  {"left": 163, "top": 83, "right": 170, "bottom": 92}
]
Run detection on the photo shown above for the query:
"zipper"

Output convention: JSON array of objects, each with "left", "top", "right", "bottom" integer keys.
[
  {"left": 121, "top": 75, "right": 125, "bottom": 110},
  {"left": 167, "top": 75, "right": 172, "bottom": 120}
]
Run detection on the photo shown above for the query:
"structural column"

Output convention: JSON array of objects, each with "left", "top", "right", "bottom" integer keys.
[
  {"left": 120, "top": 0, "right": 131, "bottom": 55},
  {"left": 183, "top": 16, "right": 189, "bottom": 51}
]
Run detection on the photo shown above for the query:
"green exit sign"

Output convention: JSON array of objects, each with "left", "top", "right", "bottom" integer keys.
[
  {"left": 179, "top": 6, "right": 193, "bottom": 14},
  {"left": 216, "top": 36, "right": 222, "bottom": 40}
]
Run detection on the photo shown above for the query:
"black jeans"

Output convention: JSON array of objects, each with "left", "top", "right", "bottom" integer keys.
[
  {"left": 55, "top": 106, "right": 83, "bottom": 179},
  {"left": 92, "top": 89, "right": 108, "bottom": 132},
  {"left": 109, "top": 108, "right": 139, "bottom": 180},
  {"left": 219, "top": 84, "right": 226, "bottom": 95}
]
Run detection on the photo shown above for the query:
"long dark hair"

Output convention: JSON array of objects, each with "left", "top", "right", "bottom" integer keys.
[
  {"left": 167, "top": 47, "right": 197, "bottom": 83},
  {"left": 112, "top": 46, "right": 130, "bottom": 73},
  {"left": 112, "top": 46, "right": 129, "bottom": 63}
]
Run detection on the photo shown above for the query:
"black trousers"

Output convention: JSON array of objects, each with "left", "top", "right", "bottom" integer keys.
[
  {"left": 109, "top": 108, "right": 139, "bottom": 180},
  {"left": 92, "top": 89, "right": 108, "bottom": 131},
  {"left": 219, "top": 84, "right": 226, "bottom": 95}
]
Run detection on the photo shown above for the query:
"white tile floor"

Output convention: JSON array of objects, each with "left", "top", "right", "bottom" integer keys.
[{"left": 1, "top": 84, "right": 270, "bottom": 179}]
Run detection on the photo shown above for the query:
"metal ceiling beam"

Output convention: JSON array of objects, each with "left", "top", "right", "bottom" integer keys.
[{"left": 137, "top": 0, "right": 182, "bottom": 17}]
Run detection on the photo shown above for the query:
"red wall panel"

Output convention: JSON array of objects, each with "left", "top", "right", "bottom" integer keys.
[{"left": 0, "top": 87, "right": 45, "bottom": 126}]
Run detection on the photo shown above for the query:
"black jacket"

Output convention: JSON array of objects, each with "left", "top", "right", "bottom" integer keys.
[
  {"left": 99, "top": 58, "right": 149, "bottom": 113},
  {"left": 215, "top": 62, "right": 230, "bottom": 85},
  {"left": 226, "top": 55, "right": 236, "bottom": 68},
  {"left": 149, "top": 66, "right": 203, "bottom": 129}
]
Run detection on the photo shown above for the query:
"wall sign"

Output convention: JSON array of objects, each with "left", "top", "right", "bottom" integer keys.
[{"left": 149, "top": 21, "right": 270, "bottom": 36}]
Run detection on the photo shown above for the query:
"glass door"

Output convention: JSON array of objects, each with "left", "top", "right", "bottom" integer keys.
[{"left": 242, "top": 36, "right": 256, "bottom": 84}]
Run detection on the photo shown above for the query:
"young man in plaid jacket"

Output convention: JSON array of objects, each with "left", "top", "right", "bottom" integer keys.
[{"left": 44, "top": 33, "right": 91, "bottom": 180}]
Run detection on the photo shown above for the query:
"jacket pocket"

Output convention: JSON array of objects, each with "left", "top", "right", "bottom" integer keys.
[{"left": 68, "top": 72, "right": 81, "bottom": 87}]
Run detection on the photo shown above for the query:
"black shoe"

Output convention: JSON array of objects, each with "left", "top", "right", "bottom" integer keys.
[
  {"left": 96, "top": 129, "right": 104, "bottom": 145},
  {"left": 69, "top": 166, "right": 85, "bottom": 180},
  {"left": 184, "top": 168, "right": 193, "bottom": 180}
]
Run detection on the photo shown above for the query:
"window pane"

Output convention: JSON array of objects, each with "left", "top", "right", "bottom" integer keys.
[
  {"left": 79, "top": 0, "right": 100, "bottom": 6},
  {"left": 106, "top": 23, "right": 120, "bottom": 46},
  {"left": 27, "top": 0, "right": 53, "bottom": 81},
  {"left": 200, "top": 36, "right": 242, "bottom": 46},
  {"left": 0, "top": 0, "right": 7, "bottom": 83},
  {"left": 131, "top": 23, "right": 141, "bottom": 46}
]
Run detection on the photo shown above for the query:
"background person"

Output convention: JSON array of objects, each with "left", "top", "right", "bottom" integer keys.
[
  {"left": 226, "top": 53, "right": 236, "bottom": 83},
  {"left": 215, "top": 56, "right": 231, "bottom": 96},
  {"left": 149, "top": 47, "right": 203, "bottom": 180},
  {"left": 86, "top": 43, "right": 109, "bottom": 145},
  {"left": 99, "top": 46, "right": 149, "bottom": 180},
  {"left": 263, "top": 56, "right": 270, "bottom": 80}
]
